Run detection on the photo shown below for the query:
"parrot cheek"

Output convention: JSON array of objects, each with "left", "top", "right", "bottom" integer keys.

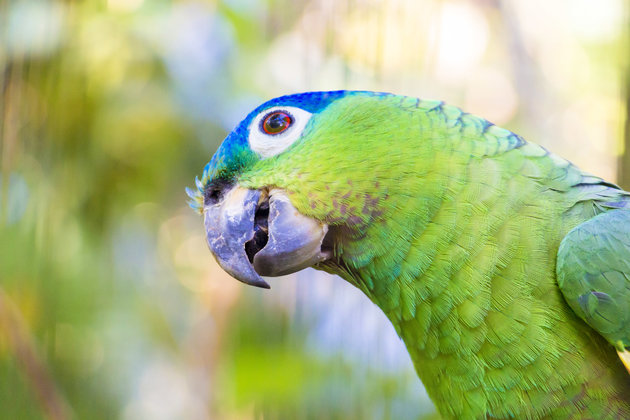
[{"left": 203, "top": 186, "right": 330, "bottom": 289}]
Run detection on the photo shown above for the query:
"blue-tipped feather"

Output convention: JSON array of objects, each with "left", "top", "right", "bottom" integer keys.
[{"left": 185, "top": 187, "right": 197, "bottom": 199}]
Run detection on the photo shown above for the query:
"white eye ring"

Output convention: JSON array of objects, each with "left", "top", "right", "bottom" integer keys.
[{"left": 248, "top": 106, "right": 312, "bottom": 158}]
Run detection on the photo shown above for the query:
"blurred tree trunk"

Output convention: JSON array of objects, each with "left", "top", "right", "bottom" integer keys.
[
  {"left": 0, "top": 289, "right": 72, "bottom": 420},
  {"left": 621, "top": 106, "right": 630, "bottom": 190},
  {"left": 619, "top": 3, "right": 630, "bottom": 190},
  {"left": 620, "top": 88, "right": 630, "bottom": 188}
]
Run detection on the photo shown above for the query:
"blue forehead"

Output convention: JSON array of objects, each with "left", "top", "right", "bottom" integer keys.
[
  {"left": 187, "top": 90, "right": 383, "bottom": 211},
  {"left": 206, "top": 90, "right": 354, "bottom": 180}
]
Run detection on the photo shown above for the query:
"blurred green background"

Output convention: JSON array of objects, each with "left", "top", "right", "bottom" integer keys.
[{"left": 0, "top": 0, "right": 628, "bottom": 419}]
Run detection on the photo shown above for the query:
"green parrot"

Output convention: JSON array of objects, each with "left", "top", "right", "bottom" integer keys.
[{"left": 187, "top": 91, "right": 630, "bottom": 418}]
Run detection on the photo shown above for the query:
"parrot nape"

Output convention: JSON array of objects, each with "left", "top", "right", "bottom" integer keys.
[{"left": 187, "top": 91, "right": 630, "bottom": 419}]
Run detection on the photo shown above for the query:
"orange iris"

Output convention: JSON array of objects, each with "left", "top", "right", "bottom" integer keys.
[{"left": 261, "top": 111, "right": 293, "bottom": 135}]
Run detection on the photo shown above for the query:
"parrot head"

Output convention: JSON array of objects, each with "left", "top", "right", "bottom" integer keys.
[{"left": 188, "top": 90, "right": 451, "bottom": 290}]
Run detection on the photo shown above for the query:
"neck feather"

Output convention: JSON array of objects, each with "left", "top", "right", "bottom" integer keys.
[{"left": 323, "top": 159, "right": 629, "bottom": 418}]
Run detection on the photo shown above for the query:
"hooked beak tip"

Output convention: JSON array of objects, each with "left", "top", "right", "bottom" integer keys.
[
  {"left": 204, "top": 187, "right": 270, "bottom": 289},
  {"left": 204, "top": 186, "right": 329, "bottom": 289}
]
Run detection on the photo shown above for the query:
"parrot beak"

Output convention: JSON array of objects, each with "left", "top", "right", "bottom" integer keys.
[{"left": 204, "top": 186, "right": 330, "bottom": 289}]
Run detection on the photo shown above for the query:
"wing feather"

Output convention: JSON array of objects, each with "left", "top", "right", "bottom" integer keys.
[{"left": 557, "top": 209, "right": 630, "bottom": 351}]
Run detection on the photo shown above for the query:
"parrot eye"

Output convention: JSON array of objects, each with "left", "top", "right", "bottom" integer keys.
[
  {"left": 261, "top": 111, "right": 293, "bottom": 135},
  {"left": 248, "top": 105, "right": 313, "bottom": 159}
]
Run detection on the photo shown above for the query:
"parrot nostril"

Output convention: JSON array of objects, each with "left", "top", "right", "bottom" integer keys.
[
  {"left": 203, "top": 179, "right": 233, "bottom": 206},
  {"left": 245, "top": 197, "right": 270, "bottom": 263},
  {"left": 205, "top": 188, "right": 221, "bottom": 205}
]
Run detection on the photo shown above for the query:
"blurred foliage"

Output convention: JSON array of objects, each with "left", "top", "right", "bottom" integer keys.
[{"left": 0, "top": 0, "right": 627, "bottom": 419}]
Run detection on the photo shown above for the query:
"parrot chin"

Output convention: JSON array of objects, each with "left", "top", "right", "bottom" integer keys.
[{"left": 203, "top": 186, "right": 331, "bottom": 289}]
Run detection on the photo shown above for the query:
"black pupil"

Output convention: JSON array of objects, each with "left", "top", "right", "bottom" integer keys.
[{"left": 263, "top": 112, "right": 291, "bottom": 134}]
